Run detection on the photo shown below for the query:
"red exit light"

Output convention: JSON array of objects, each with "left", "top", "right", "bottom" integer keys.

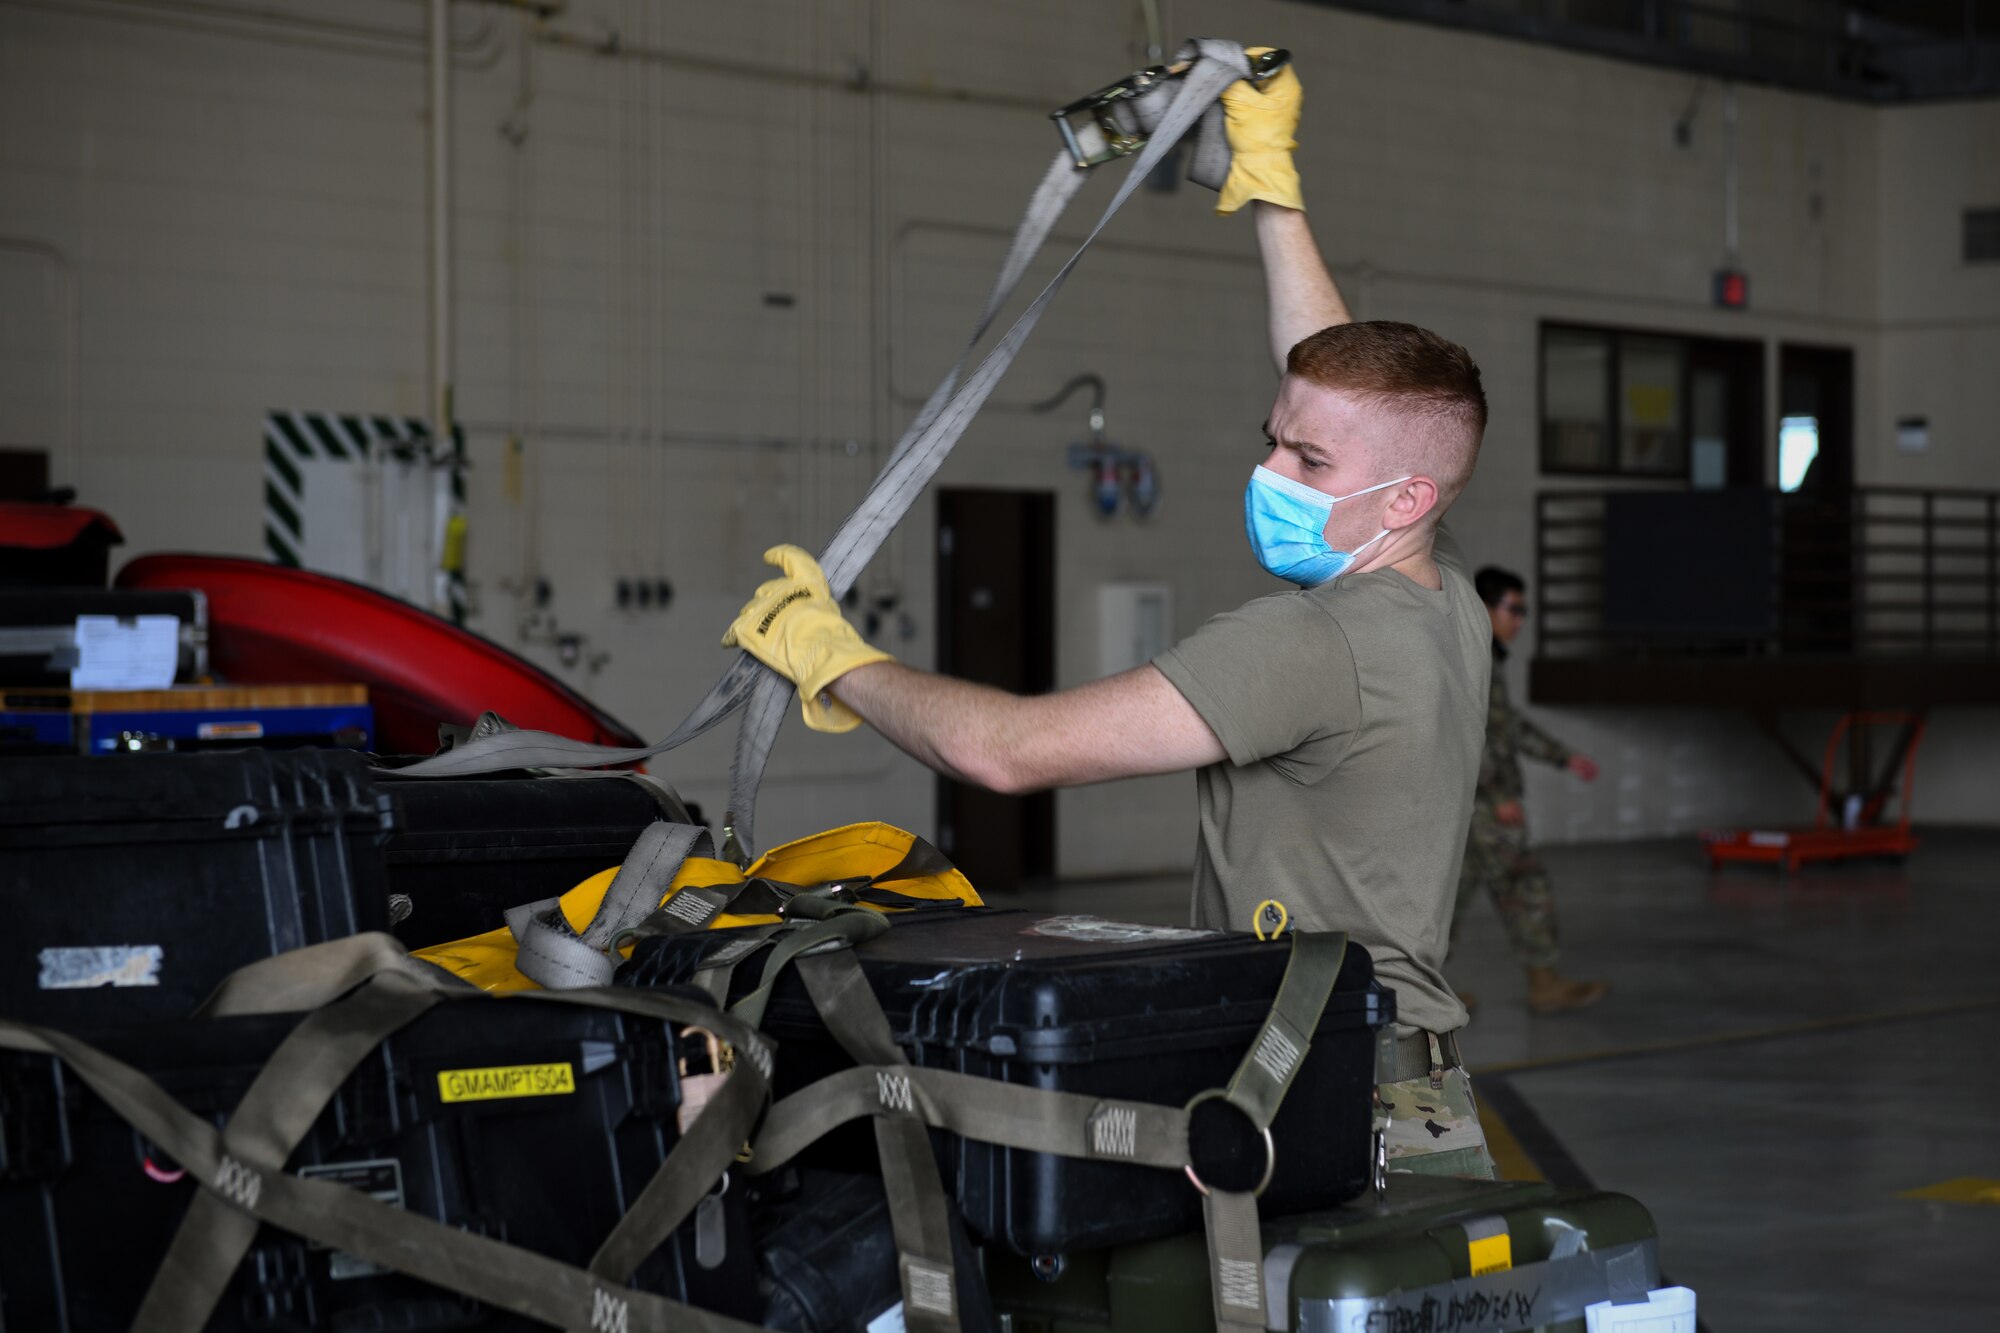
[{"left": 1713, "top": 269, "right": 1750, "bottom": 309}]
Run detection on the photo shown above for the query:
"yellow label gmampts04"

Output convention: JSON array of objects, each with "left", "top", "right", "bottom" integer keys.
[{"left": 436, "top": 1062, "right": 577, "bottom": 1104}]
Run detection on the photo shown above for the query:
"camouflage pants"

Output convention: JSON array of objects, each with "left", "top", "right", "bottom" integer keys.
[
  {"left": 1377, "top": 1065, "right": 1495, "bottom": 1181},
  {"left": 1454, "top": 817, "right": 1560, "bottom": 969}
]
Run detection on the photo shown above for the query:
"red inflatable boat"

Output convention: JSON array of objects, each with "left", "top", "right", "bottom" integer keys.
[{"left": 117, "top": 554, "right": 644, "bottom": 758}]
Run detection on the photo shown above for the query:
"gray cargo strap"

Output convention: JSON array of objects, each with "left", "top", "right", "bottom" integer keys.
[
  {"left": 205, "top": 934, "right": 781, "bottom": 1288},
  {"left": 505, "top": 819, "right": 713, "bottom": 990},
  {"left": 376, "top": 39, "right": 1258, "bottom": 859},
  {"left": 432, "top": 712, "right": 700, "bottom": 825},
  {"left": 683, "top": 926, "right": 786, "bottom": 1004},
  {"left": 133, "top": 972, "right": 446, "bottom": 1331},
  {"left": 615, "top": 830, "right": 965, "bottom": 946},
  {"left": 799, "top": 950, "right": 964, "bottom": 1333},
  {"left": 530, "top": 988, "right": 776, "bottom": 1283},
  {"left": 0, "top": 1017, "right": 771, "bottom": 1333},
  {"left": 1197, "top": 930, "right": 1348, "bottom": 1333},
  {"left": 728, "top": 902, "right": 890, "bottom": 1029},
  {"left": 194, "top": 929, "right": 473, "bottom": 1017},
  {"left": 746, "top": 1054, "right": 1191, "bottom": 1175},
  {"left": 370, "top": 148, "right": 1085, "bottom": 790},
  {"left": 197, "top": 934, "right": 775, "bottom": 1291},
  {"left": 3, "top": 940, "right": 776, "bottom": 1333},
  {"left": 740, "top": 938, "right": 1347, "bottom": 1180},
  {"left": 720, "top": 39, "right": 1249, "bottom": 855},
  {"left": 1223, "top": 930, "right": 1347, "bottom": 1129}
]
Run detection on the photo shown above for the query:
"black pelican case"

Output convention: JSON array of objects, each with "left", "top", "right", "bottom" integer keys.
[{"left": 619, "top": 908, "right": 1393, "bottom": 1256}]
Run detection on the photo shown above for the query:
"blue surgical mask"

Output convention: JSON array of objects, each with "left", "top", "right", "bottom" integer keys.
[{"left": 1243, "top": 465, "right": 1411, "bottom": 587}]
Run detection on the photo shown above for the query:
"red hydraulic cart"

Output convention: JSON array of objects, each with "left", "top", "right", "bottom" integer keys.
[{"left": 1702, "top": 710, "right": 1927, "bottom": 873}]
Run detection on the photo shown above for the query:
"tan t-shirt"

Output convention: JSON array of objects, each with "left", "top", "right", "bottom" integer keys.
[{"left": 1151, "top": 528, "right": 1491, "bottom": 1036}]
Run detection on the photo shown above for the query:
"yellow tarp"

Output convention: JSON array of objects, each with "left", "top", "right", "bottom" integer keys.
[{"left": 415, "top": 821, "right": 978, "bottom": 994}]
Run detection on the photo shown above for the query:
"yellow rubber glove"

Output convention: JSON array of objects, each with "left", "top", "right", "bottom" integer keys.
[
  {"left": 1216, "top": 49, "right": 1303, "bottom": 216},
  {"left": 722, "top": 545, "right": 893, "bottom": 733}
]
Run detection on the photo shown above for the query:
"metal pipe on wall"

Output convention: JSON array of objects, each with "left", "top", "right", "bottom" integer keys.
[
  {"left": 1723, "top": 81, "right": 1740, "bottom": 266},
  {"left": 429, "top": 0, "right": 453, "bottom": 439},
  {"left": 532, "top": 21, "right": 1049, "bottom": 112},
  {"left": 426, "top": 0, "right": 455, "bottom": 617},
  {"left": 0, "top": 0, "right": 504, "bottom": 66}
]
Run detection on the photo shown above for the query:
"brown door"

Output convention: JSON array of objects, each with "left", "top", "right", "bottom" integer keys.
[{"left": 935, "top": 488, "right": 1056, "bottom": 891}]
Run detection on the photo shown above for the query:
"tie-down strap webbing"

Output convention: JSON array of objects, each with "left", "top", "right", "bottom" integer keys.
[
  {"left": 376, "top": 39, "right": 1258, "bottom": 860},
  {"left": 133, "top": 971, "right": 451, "bottom": 1331},
  {"left": 627, "top": 830, "right": 961, "bottom": 941},
  {"left": 1206, "top": 929, "right": 1347, "bottom": 1333},
  {"left": 797, "top": 950, "right": 965, "bottom": 1333},
  {"left": 740, "top": 929, "right": 1346, "bottom": 1333},
  {"left": 738, "top": 931, "right": 1346, "bottom": 1181},
  {"left": 0, "top": 1017, "right": 770, "bottom": 1333},
  {"left": 504, "top": 820, "right": 715, "bottom": 991},
  {"left": 19, "top": 922, "right": 1343, "bottom": 1333},
  {"left": 6, "top": 935, "right": 778, "bottom": 1333},
  {"left": 515, "top": 822, "right": 955, "bottom": 1002}
]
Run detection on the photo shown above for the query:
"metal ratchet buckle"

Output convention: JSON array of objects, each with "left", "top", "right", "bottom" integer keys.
[{"left": 1051, "top": 48, "right": 1289, "bottom": 170}]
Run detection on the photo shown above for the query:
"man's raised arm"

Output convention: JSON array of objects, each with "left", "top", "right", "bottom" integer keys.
[
  {"left": 1215, "top": 53, "right": 1351, "bottom": 372},
  {"left": 1254, "top": 204, "right": 1349, "bottom": 371}
]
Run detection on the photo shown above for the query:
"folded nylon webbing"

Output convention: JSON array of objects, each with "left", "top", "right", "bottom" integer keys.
[
  {"left": 380, "top": 39, "right": 1256, "bottom": 859},
  {"left": 505, "top": 820, "right": 714, "bottom": 990},
  {"left": 133, "top": 975, "right": 446, "bottom": 1331},
  {"left": 8, "top": 922, "right": 1346, "bottom": 1333},
  {"left": 800, "top": 952, "right": 962, "bottom": 1333},
  {"left": 0, "top": 1016, "right": 772, "bottom": 1333},
  {"left": 0, "top": 943, "right": 780, "bottom": 1333}
]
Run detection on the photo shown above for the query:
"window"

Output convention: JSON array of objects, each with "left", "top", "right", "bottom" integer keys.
[
  {"left": 1540, "top": 323, "right": 1757, "bottom": 481},
  {"left": 1690, "top": 367, "right": 1729, "bottom": 489},
  {"left": 1967, "top": 208, "right": 2000, "bottom": 263},
  {"left": 1616, "top": 335, "right": 1687, "bottom": 475},
  {"left": 1542, "top": 329, "right": 1612, "bottom": 471},
  {"left": 1778, "top": 416, "right": 1820, "bottom": 491}
]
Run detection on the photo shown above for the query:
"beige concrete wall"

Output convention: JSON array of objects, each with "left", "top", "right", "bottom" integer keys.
[
  {"left": 1861, "top": 96, "right": 2000, "bottom": 827},
  {"left": 1, "top": 0, "right": 1993, "bottom": 871}
]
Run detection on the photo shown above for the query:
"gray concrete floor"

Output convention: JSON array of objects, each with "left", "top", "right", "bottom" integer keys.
[{"left": 998, "top": 828, "right": 2000, "bottom": 1332}]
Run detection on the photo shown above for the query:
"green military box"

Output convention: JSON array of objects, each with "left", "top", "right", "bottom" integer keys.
[{"left": 989, "top": 1175, "right": 1662, "bottom": 1333}]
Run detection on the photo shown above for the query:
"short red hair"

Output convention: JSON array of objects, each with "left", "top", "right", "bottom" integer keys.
[{"left": 1286, "top": 321, "right": 1486, "bottom": 505}]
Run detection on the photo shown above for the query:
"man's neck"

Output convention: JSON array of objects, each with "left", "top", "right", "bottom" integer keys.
[
  {"left": 1389, "top": 550, "right": 1443, "bottom": 590},
  {"left": 1352, "top": 529, "right": 1441, "bottom": 590}
]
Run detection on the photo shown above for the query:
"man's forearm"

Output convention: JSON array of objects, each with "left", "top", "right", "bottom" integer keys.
[
  {"left": 829, "top": 661, "right": 1026, "bottom": 791},
  {"left": 828, "top": 660, "right": 1227, "bottom": 794},
  {"left": 1254, "top": 201, "right": 1350, "bottom": 372}
]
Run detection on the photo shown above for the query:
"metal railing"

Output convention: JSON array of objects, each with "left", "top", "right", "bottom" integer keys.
[
  {"left": 1534, "top": 486, "right": 2000, "bottom": 660},
  {"left": 1289, "top": 0, "right": 2000, "bottom": 102}
]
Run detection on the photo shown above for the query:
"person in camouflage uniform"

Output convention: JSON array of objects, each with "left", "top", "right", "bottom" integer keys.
[{"left": 1454, "top": 567, "right": 1609, "bottom": 1015}]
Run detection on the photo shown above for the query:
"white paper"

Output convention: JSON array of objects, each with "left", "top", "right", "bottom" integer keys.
[
  {"left": 38, "top": 945, "right": 163, "bottom": 989},
  {"left": 865, "top": 1302, "right": 905, "bottom": 1333},
  {"left": 71, "top": 615, "right": 180, "bottom": 689}
]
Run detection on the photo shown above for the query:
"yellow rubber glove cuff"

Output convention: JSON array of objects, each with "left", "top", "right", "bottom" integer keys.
[
  {"left": 722, "top": 545, "right": 894, "bottom": 733},
  {"left": 1216, "top": 50, "right": 1303, "bottom": 216}
]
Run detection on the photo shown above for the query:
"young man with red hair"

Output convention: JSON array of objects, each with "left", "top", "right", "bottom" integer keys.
[{"left": 725, "top": 58, "right": 1497, "bottom": 1177}]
